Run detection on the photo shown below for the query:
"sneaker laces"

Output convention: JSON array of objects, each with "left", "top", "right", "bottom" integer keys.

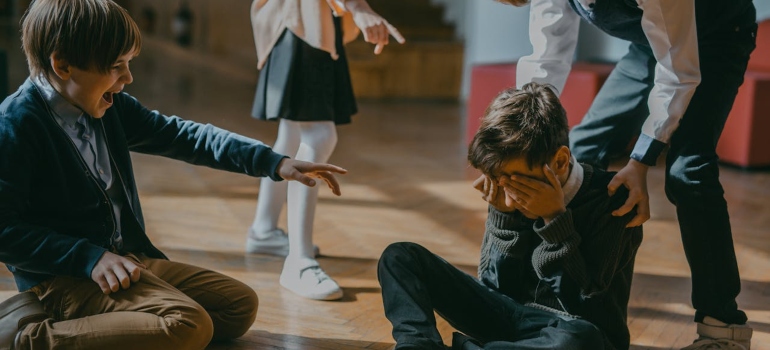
[
  {"left": 300, "top": 265, "right": 331, "bottom": 285},
  {"left": 682, "top": 338, "right": 747, "bottom": 350}
]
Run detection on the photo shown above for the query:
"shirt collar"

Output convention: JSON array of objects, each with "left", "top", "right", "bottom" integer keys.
[
  {"left": 562, "top": 156, "right": 584, "bottom": 206},
  {"left": 32, "top": 75, "right": 87, "bottom": 129}
]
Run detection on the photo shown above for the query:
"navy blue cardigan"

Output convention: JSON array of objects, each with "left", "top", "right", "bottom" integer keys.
[{"left": 0, "top": 79, "right": 286, "bottom": 291}]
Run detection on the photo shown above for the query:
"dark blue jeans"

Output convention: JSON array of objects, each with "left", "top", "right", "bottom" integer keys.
[
  {"left": 377, "top": 242, "right": 605, "bottom": 350},
  {"left": 569, "top": 23, "right": 757, "bottom": 325}
]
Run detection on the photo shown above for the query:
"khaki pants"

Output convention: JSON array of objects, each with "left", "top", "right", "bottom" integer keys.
[{"left": 19, "top": 254, "right": 258, "bottom": 350}]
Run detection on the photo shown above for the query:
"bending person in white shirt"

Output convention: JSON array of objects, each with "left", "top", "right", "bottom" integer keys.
[{"left": 499, "top": 0, "right": 757, "bottom": 349}]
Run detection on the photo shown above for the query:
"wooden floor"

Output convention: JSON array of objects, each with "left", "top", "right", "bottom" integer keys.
[{"left": 1, "top": 39, "right": 769, "bottom": 350}]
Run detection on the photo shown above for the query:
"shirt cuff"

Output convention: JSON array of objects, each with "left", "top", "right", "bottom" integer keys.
[
  {"left": 630, "top": 134, "right": 667, "bottom": 166},
  {"left": 267, "top": 153, "right": 290, "bottom": 182}
]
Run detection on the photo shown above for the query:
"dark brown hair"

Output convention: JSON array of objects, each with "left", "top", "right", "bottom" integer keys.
[
  {"left": 21, "top": 0, "right": 141, "bottom": 78},
  {"left": 468, "top": 82, "right": 569, "bottom": 175}
]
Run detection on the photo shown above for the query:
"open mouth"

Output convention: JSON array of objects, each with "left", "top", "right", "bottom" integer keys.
[{"left": 102, "top": 92, "right": 114, "bottom": 104}]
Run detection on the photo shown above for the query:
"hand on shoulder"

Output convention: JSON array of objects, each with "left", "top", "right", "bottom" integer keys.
[{"left": 608, "top": 159, "right": 650, "bottom": 227}]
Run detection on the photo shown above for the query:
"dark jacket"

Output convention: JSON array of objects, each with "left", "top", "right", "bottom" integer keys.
[
  {"left": 478, "top": 165, "right": 643, "bottom": 350},
  {"left": 0, "top": 79, "right": 286, "bottom": 291}
]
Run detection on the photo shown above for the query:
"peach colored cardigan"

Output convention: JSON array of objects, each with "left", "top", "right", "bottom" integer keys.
[{"left": 251, "top": 0, "right": 360, "bottom": 69}]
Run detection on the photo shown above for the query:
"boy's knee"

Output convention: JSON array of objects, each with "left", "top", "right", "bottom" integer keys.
[
  {"left": 170, "top": 303, "right": 215, "bottom": 349},
  {"left": 380, "top": 242, "right": 424, "bottom": 265},
  {"left": 665, "top": 156, "right": 721, "bottom": 204},
  {"left": 378, "top": 242, "right": 428, "bottom": 280},
  {"left": 214, "top": 286, "right": 259, "bottom": 340}
]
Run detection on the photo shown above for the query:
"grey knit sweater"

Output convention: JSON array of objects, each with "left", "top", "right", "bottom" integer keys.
[{"left": 478, "top": 164, "right": 643, "bottom": 350}]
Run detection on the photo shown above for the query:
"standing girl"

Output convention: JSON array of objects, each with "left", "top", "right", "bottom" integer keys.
[{"left": 248, "top": 0, "right": 403, "bottom": 300}]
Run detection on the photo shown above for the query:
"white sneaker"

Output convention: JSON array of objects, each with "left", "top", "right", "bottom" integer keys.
[
  {"left": 681, "top": 317, "right": 752, "bottom": 350},
  {"left": 246, "top": 228, "right": 319, "bottom": 257},
  {"left": 279, "top": 257, "right": 343, "bottom": 301}
]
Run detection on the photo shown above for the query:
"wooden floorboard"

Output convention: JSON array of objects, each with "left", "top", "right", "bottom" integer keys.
[{"left": 0, "top": 39, "right": 768, "bottom": 349}]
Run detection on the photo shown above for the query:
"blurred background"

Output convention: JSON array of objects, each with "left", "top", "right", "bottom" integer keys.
[{"left": 0, "top": 1, "right": 769, "bottom": 349}]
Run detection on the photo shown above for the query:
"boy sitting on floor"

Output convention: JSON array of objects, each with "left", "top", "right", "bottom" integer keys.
[
  {"left": 0, "top": 0, "right": 345, "bottom": 349},
  {"left": 378, "top": 83, "right": 643, "bottom": 350}
]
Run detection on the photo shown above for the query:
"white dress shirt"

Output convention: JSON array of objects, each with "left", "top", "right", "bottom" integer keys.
[{"left": 516, "top": 0, "right": 701, "bottom": 164}]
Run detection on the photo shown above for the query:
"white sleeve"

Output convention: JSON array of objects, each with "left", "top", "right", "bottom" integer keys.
[
  {"left": 638, "top": 0, "right": 700, "bottom": 144},
  {"left": 516, "top": 0, "right": 581, "bottom": 95}
]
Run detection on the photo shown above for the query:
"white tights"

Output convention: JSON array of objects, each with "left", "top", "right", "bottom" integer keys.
[{"left": 251, "top": 119, "right": 338, "bottom": 260}]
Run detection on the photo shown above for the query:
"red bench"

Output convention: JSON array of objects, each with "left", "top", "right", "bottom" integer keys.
[
  {"left": 468, "top": 21, "right": 770, "bottom": 169},
  {"left": 716, "top": 20, "right": 770, "bottom": 168}
]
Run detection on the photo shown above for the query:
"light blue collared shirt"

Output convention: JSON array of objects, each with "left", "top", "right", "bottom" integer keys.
[{"left": 33, "top": 76, "right": 125, "bottom": 250}]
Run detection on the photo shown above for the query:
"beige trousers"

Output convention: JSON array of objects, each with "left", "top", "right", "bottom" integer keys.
[{"left": 19, "top": 254, "right": 258, "bottom": 350}]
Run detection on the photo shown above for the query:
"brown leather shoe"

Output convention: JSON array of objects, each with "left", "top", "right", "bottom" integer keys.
[{"left": 0, "top": 292, "right": 47, "bottom": 350}]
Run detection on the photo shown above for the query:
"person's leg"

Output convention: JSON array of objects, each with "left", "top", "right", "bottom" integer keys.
[
  {"left": 456, "top": 317, "right": 604, "bottom": 350},
  {"left": 379, "top": 242, "right": 579, "bottom": 350},
  {"left": 18, "top": 255, "right": 214, "bottom": 350},
  {"left": 138, "top": 256, "right": 258, "bottom": 341},
  {"left": 665, "top": 24, "right": 756, "bottom": 331},
  {"left": 569, "top": 43, "right": 656, "bottom": 169},
  {"left": 287, "top": 121, "right": 337, "bottom": 258},
  {"left": 280, "top": 120, "right": 340, "bottom": 300},
  {"left": 247, "top": 119, "right": 301, "bottom": 255}
]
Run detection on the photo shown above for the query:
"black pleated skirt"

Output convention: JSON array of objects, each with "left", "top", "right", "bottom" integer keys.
[{"left": 252, "top": 16, "right": 357, "bottom": 125}]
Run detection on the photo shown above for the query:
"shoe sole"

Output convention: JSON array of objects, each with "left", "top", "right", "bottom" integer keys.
[{"left": 279, "top": 277, "right": 343, "bottom": 301}]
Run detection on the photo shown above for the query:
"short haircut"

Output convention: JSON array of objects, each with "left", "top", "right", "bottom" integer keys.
[
  {"left": 21, "top": 0, "right": 141, "bottom": 78},
  {"left": 468, "top": 82, "right": 569, "bottom": 175}
]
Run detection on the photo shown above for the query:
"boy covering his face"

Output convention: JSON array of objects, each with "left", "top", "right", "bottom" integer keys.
[{"left": 378, "top": 83, "right": 643, "bottom": 350}]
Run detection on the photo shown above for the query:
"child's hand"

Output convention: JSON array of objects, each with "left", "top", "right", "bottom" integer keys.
[
  {"left": 500, "top": 165, "right": 566, "bottom": 223},
  {"left": 91, "top": 252, "right": 145, "bottom": 295},
  {"left": 473, "top": 174, "right": 516, "bottom": 213},
  {"left": 276, "top": 158, "right": 347, "bottom": 196},
  {"left": 346, "top": 0, "right": 405, "bottom": 54}
]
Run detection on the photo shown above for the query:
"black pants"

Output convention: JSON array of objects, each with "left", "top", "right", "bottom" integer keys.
[
  {"left": 569, "top": 23, "right": 757, "bottom": 324},
  {"left": 377, "top": 242, "right": 605, "bottom": 350}
]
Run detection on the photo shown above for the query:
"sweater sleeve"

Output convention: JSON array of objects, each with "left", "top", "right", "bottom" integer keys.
[
  {"left": 116, "top": 93, "right": 287, "bottom": 181},
  {"left": 531, "top": 208, "right": 641, "bottom": 312},
  {"left": 478, "top": 207, "right": 536, "bottom": 298}
]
